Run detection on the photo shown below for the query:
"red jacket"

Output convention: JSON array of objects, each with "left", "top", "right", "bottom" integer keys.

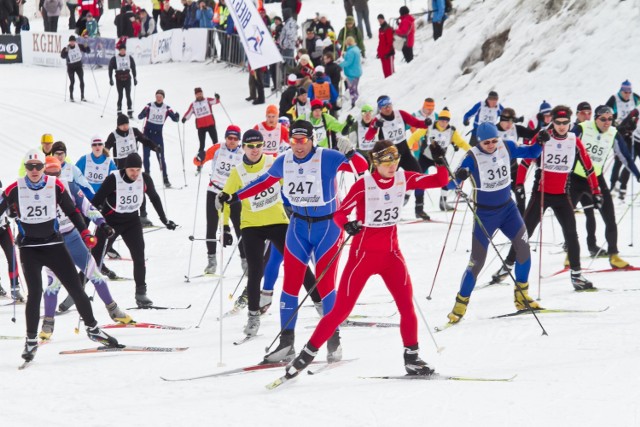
[
  {"left": 396, "top": 14, "right": 415, "bottom": 48},
  {"left": 80, "top": 0, "right": 101, "bottom": 19},
  {"left": 377, "top": 22, "right": 394, "bottom": 58}
]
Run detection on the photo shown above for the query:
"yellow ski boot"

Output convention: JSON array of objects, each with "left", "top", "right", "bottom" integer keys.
[
  {"left": 447, "top": 293, "right": 469, "bottom": 324},
  {"left": 107, "top": 302, "right": 134, "bottom": 324},
  {"left": 609, "top": 253, "right": 630, "bottom": 269},
  {"left": 514, "top": 282, "right": 542, "bottom": 310},
  {"left": 39, "top": 317, "right": 54, "bottom": 341}
]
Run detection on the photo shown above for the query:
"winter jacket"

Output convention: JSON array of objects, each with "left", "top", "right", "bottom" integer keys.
[
  {"left": 114, "top": 8, "right": 134, "bottom": 37},
  {"left": 43, "top": 0, "right": 62, "bottom": 16},
  {"left": 312, "top": 20, "right": 334, "bottom": 40},
  {"left": 182, "top": 1, "right": 198, "bottom": 29},
  {"left": 337, "top": 25, "right": 365, "bottom": 56},
  {"left": 305, "top": 35, "right": 323, "bottom": 62},
  {"left": 377, "top": 21, "right": 394, "bottom": 58},
  {"left": 79, "top": 0, "right": 100, "bottom": 19},
  {"left": 339, "top": 44, "right": 362, "bottom": 80},
  {"left": 86, "top": 19, "right": 98, "bottom": 36},
  {"left": 323, "top": 60, "right": 342, "bottom": 92},
  {"left": 307, "top": 75, "right": 338, "bottom": 105},
  {"left": 395, "top": 13, "right": 415, "bottom": 48},
  {"left": 278, "top": 16, "right": 298, "bottom": 50},
  {"left": 160, "top": 6, "right": 180, "bottom": 30},
  {"left": 139, "top": 15, "right": 155, "bottom": 37},
  {"left": 432, "top": 0, "right": 446, "bottom": 23},
  {"left": 196, "top": 5, "right": 213, "bottom": 28}
]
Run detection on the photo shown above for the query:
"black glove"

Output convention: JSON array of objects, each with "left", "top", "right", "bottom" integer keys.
[
  {"left": 344, "top": 115, "right": 355, "bottom": 131},
  {"left": 515, "top": 116, "right": 525, "bottom": 124},
  {"left": 424, "top": 118, "right": 433, "bottom": 127},
  {"left": 428, "top": 142, "right": 446, "bottom": 165},
  {"left": 181, "top": 117, "right": 186, "bottom": 123},
  {"left": 100, "top": 222, "right": 115, "bottom": 238},
  {"left": 515, "top": 185, "right": 526, "bottom": 205},
  {"left": 215, "top": 93, "right": 220, "bottom": 100},
  {"left": 455, "top": 167, "right": 470, "bottom": 181},
  {"left": 223, "top": 225, "right": 233, "bottom": 247},
  {"left": 152, "top": 144, "right": 162, "bottom": 153},
  {"left": 165, "top": 220, "right": 177, "bottom": 230},
  {"left": 343, "top": 220, "right": 362, "bottom": 236},
  {"left": 537, "top": 130, "right": 550, "bottom": 145},
  {"left": 134, "top": 78, "right": 138, "bottom": 86},
  {"left": 175, "top": 112, "right": 180, "bottom": 121},
  {"left": 463, "top": 118, "right": 470, "bottom": 126},
  {"left": 385, "top": 49, "right": 394, "bottom": 58},
  {"left": 110, "top": 79, "right": 114, "bottom": 86},
  {"left": 593, "top": 193, "right": 603, "bottom": 210},
  {"left": 374, "top": 119, "right": 384, "bottom": 129}
]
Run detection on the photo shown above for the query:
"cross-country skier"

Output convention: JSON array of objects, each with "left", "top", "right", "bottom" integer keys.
[
  {"left": 60, "top": 35, "right": 90, "bottom": 102},
  {"left": 462, "top": 91, "right": 504, "bottom": 146},
  {"left": 0, "top": 180, "right": 22, "bottom": 301},
  {"left": 51, "top": 141, "right": 95, "bottom": 199},
  {"left": 18, "top": 133, "right": 55, "bottom": 176},
  {"left": 285, "top": 87, "right": 312, "bottom": 121},
  {"left": 0, "top": 150, "right": 119, "bottom": 363},
  {"left": 182, "top": 87, "right": 221, "bottom": 170},
  {"left": 90, "top": 153, "right": 177, "bottom": 307},
  {"left": 445, "top": 122, "right": 542, "bottom": 324},
  {"left": 284, "top": 139, "right": 448, "bottom": 379},
  {"left": 108, "top": 38, "right": 137, "bottom": 118},
  {"left": 76, "top": 136, "right": 118, "bottom": 193},
  {"left": 300, "top": 99, "right": 352, "bottom": 148},
  {"left": 218, "top": 120, "right": 368, "bottom": 363},
  {"left": 137, "top": 89, "right": 180, "bottom": 188},
  {"left": 253, "top": 104, "right": 290, "bottom": 156}
]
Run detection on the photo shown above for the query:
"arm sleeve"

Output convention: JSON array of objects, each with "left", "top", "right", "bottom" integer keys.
[
  {"left": 57, "top": 181, "right": 87, "bottom": 233},
  {"left": 400, "top": 110, "right": 427, "bottom": 128},
  {"left": 364, "top": 119, "right": 379, "bottom": 141},
  {"left": 515, "top": 124, "right": 538, "bottom": 140},
  {"left": 408, "top": 129, "right": 427, "bottom": 151},
  {"left": 194, "top": 144, "right": 219, "bottom": 166},
  {"left": 167, "top": 106, "right": 179, "bottom": 121},
  {"left": 333, "top": 178, "right": 364, "bottom": 227},
  {"left": 137, "top": 104, "right": 150, "bottom": 120},
  {"left": 60, "top": 47, "right": 68, "bottom": 59},
  {"left": 108, "top": 57, "right": 115, "bottom": 79},
  {"left": 613, "top": 132, "right": 640, "bottom": 178},
  {"left": 236, "top": 158, "right": 284, "bottom": 200},
  {"left": 72, "top": 165, "right": 96, "bottom": 200},
  {"left": 183, "top": 103, "right": 194, "bottom": 121},
  {"left": 91, "top": 174, "right": 116, "bottom": 210},
  {"left": 130, "top": 56, "right": 137, "bottom": 79},
  {"left": 405, "top": 167, "right": 449, "bottom": 191},
  {"left": 451, "top": 130, "right": 471, "bottom": 151},
  {"left": 134, "top": 128, "right": 158, "bottom": 150},
  {"left": 104, "top": 133, "right": 116, "bottom": 151},
  {"left": 463, "top": 103, "right": 480, "bottom": 122},
  {"left": 506, "top": 139, "right": 542, "bottom": 159},
  {"left": 75, "top": 156, "right": 87, "bottom": 174},
  {"left": 337, "top": 152, "right": 368, "bottom": 174},
  {"left": 447, "top": 154, "right": 475, "bottom": 190},
  {"left": 143, "top": 174, "right": 168, "bottom": 223}
]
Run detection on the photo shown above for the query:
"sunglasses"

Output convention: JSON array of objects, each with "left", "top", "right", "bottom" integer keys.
[
  {"left": 226, "top": 136, "right": 239, "bottom": 141},
  {"left": 92, "top": 143, "right": 104, "bottom": 147},
  {"left": 438, "top": 118, "right": 450, "bottom": 122},
  {"left": 54, "top": 151, "right": 66, "bottom": 156},
  {"left": 25, "top": 163, "right": 45, "bottom": 171},
  {"left": 500, "top": 117, "right": 515, "bottom": 122},
  {"left": 290, "top": 137, "right": 310, "bottom": 145},
  {"left": 481, "top": 138, "right": 498, "bottom": 146},
  {"left": 244, "top": 143, "right": 264, "bottom": 149},
  {"left": 597, "top": 117, "right": 613, "bottom": 122},
  {"left": 554, "top": 120, "right": 570, "bottom": 126}
]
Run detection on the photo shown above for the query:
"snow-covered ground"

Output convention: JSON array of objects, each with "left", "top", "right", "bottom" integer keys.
[{"left": 2, "top": 0, "right": 640, "bottom": 426}]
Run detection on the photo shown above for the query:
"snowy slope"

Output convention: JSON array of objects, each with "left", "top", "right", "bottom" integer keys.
[{"left": 2, "top": 1, "right": 640, "bottom": 426}]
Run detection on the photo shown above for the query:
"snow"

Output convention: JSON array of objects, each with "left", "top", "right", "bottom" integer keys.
[{"left": 2, "top": 0, "right": 640, "bottom": 426}]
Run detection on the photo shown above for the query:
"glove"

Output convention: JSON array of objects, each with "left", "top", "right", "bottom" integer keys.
[
  {"left": 515, "top": 116, "right": 525, "bottom": 124},
  {"left": 515, "top": 185, "right": 526, "bottom": 205},
  {"left": 223, "top": 225, "right": 233, "bottom": 247},
  {"left": 324, "top": 102, "right": 333, "bottom": 111},
  {"left": 80, "top": 229, "right": 97, "bottom": 249},
  {"left": 164, "top": 220, "right": 177, "bottom": 230},
  {"left": 215, "top": 191, "right": 238, "bottom": 210},
  {"left": 100, "top": 222, "right": 115, "bottom": 238},
  {"left": 215, "top": 93, "right": 220, "bottom": 100},
  {"left": 152, "top": 145, "right": 162, "bottom": 153},
  {"left": 336, "top": 135, "right": 355, "bottom": 156},
  {"left": 175, "top": 112, "right": 180, "bottom": 121},
  {"left": 343, "top": 114, "right": 355, "bottom": 131},
  {"left": 376, "top": 53, "right": 379, "bottom": 59},
  {"left": 110, "top": 79, "right": 114, "bottom": 86},
  {"left": 386, "top": 49, "right": 395, "bottom": 58},
  {"left": 593, "top": 193, "right": 603, "bottom": 210},
  {"left": 537, "top": 130, "right": 550, "bottom": 145},
  {"left": 134, "top": 78, "right": 138, "bottom": 86},
  {"left": 428, "top": 142, "right": 446, "bottom": 165},
  {"left": 424, "top": 118, "right": 433, "bottom": 127},
  {"left": 343, "top": 220, "right": 362, "bottom": 236},
  {"left": 181, "top": 117, "right": 186, "bottom": 123},
  {"left": 374, "top": 119, "right": 384, "bottom": 129},
  {"left": 463, "top": 118, "right": 470, "bottom": 126},
  {"left": 455, "top": 167, "right": 470, "bottom": 181}
]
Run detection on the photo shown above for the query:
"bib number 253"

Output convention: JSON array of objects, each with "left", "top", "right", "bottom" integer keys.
[{"left": 373, "top": 207, "right": 399, "bottom": 223}]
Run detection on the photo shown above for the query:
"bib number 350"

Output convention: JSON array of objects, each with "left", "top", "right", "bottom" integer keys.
[{"left": 119, "top": 195, "right": 139, "bottom": 205}]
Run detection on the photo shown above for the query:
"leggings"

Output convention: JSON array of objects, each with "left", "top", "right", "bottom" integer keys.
[
  {"left": 67, "top": 65, "right": 85, "bottom": 99},
  {"left": 310, "top": 248, "right": 418, "bottom": 349},
  {"left": 21, "top": 243, "right": 97, "bottom": 337},
  {"left": 197, "top": 125, "right": 218, "bottom": 153},
  {"left": 116, "top": 79, "right": 132, "bottom": 113},
  {"left": 205, "top": 191, "right": 245, "bottom": 257},
  {"left": 44, "top": 229, "right": 114, "bottom": 317},
  {"left": 0, "top": 226, "right": 19, "bottom": 289},
  {"left": 143, "top": 128, "right": 168, "bottom": 180},
  {"left": 571, "top": 174, "right": 618, "bottom": 254}
]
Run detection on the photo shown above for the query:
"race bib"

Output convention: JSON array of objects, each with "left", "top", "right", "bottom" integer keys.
[
  {"left": 18, "top": 176, "right": 57, "bottom": 224},
  {"left": 283, "top": 149, "right": 325, "bottom": 206},
  {"left": 472, "top": 140, "right": 511, "bottom": 192},
  {"left": 363, "top": 170, "right": 405, "bottom": 227}
]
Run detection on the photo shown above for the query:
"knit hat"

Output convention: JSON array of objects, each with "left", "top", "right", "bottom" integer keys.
[
  {"left": 287, "top": 73, "right": 297, "bottom": 85},
  {"left": 297, "top": 87, "right": 308, "bottom": 96},
  {"left": 117, "top": 114, "right": 129, "bottom": 126},
  {"left": 156, "top": 89, "right": 165, "bottom": 97},
  {"left": 125, "top": 153, "right": 143, "bottom": 169},
  {"left": 551, "top": 105, "right": 572, "bottom": 120},
  {"left": 621, "top": 80, "right": 632, "bottom": 93},
  {"left": 24, "top": 149, "right": 44, "bottom": 164},
  {"left": 290, "top": 120, "right": 314, "bottom": 138},
  {"left": 487, "top": 91, "right": 499, "bottom": 99},
  {"left": 41, "top": 133, "right": 54, "bottom": 144},
  {"left": 377, "top": 13, "right": 385, "bottom": 19},
  {"left": 476, "top": 122, "right": 499, "bottom": 142},
  {"left": 377, "top": 96, "right": 392, "bottom": 109},
  {"left": 438, "top": 108, "right": 451, "bottom": 120},
  {"left": 423, "top": 98, "right": 435, "bottom": 111},
  {"left": 90, "top": 135, "right": 103, "bottom": 145},
  {"left": 266, "top": 104, "right": 278, "bottom": 116},
  {"left": 594, "top": 105, "right": 613, "bottom": 118},
  {"left": 539, "top": 100, "right": 552, "bottom": 115},
  {"left": 44, "top": 156, "right": 62, "bottom": 173},
  {"left": 225, "top": 124, "right": 242, "bottom": 139},
  {"left": 576, "top": 101, "right": 591, "bottom": 112},
  {"left": 361, "top": 104, "right": 374, "bottom": 113},
  {"left": 278, "top": 116, "right": 290, "bottom": 127},
  {"left": 399, "top": 6, "right": 409, "bottom": 15},
  {"left": 194, "top": 87, "right": 203, "bottom": 94},
  {"left": 311, "top": 99, "right": 324, "bottom": 110},
  {"left": 51, "top": 141, "right": 67, "bottom": 154},
  {"left": 242, "top": 129, "right": 264, "bottom": 144},
  {"left": 69, "top": 35, "right": 76, "bottom": 41}
]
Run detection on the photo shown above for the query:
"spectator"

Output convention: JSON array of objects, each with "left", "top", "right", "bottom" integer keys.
[
  {"left": 431, "top": 0, "right": 446, "bottom": 41},
  {"left": 43, "top": 0, "right": 63, "bottom": 32},
  {"left": 281, "top": 0, "right": 300, "bottom": 20},
  {"left": 322, "top": 51, "right": 341, "bottom": 94},
  {"left": 376, "top": 14, "right": 394, "bottom": 78},
  {"left": 151, "top": 0, "right": 161, "bottom": 26},
  {"left": 79, "top": 0, "right": 100, "bottom": 21},
  {"left": 343, "top": 0, "right": 352, "bottom": 17},
  {"left": 0, "top": 0, "right": 14, "bottom": 34},
  {"left": 338, "top": 16, "right": 364, "bottom": 58},
  {"left": 196, "top": 0, "right": 213, "bottom": 28},
  {"left": 294, "top": 54, "right": 314, "bottom": 89},
  {"left": 278, "top": 8, "right": 297, "bottom": 67},
  {"left": 160, "top": 0, "right": 180, "bottom": 30},
  {"left": 138, "top": 9, "right": 155, "bottom": 36},
  {"left": 122, "top": 0, "right": 139, "bottom": 15},
  {"left": 338, "top": 36, "right": 362, "bottom": 108},
  {"left": 352, "top": 0, "right": 371, "bottom": 39},
  {"left": 66, "top": 0, "right": 77, "bottom": 29},
  {"left": 132, "top": 14, "right": 141, "bottom": 36},
  {"left": 10, "top": 0, "right": 24, "bottom": 35},
  {"left": 279, "top": 74, "right": 299, "bottom": 117},
  {"left": 114, "top": 4, "right": 134, "bottom": 37},
  {"left": 248, "top": 65, "right": 266, "bottom": 105},
  {"left": 272, "top": 15, "right": 283, "bottom": 40},
  {"left": 258, "top": 6, "right": 270, "bottom": 27},
  {"left": 182, "top": 0, "right": 197, "bottom": 29},
  {"left": 396, "top": 6, "right": 415, "bottom": 63},
  {"left": 312, "top": 13, "right": 333, "bottom": 40},
  {"left": 39, "top": 0, "right": 49, "bottom": 31},
  {"left": 214, "top": 0, "right": 230, "bottom": 29},
  {"left": 85, "top": 12, "right": 98, "bottom": 36},
  {"left": 305, "top": 27, "right": 323, "bottom": 63}
]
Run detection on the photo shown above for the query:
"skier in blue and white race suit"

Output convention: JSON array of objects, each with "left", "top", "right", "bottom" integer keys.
[
  {"left": 462, "top": 91, "right": 504, "bottom": 146},
  {"left": 76, "top": 136, "right": 118, "bottom": 193},
  {"left": 445, "top": 122, "right": 543, "bottom": 324},
  {"left": 218, "top": 120, "right": 369, "bottom": 363}
]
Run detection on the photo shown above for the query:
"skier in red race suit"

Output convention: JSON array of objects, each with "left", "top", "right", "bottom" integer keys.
[{"left": 283, "top": 139, "right": 449, "bottom": 379}]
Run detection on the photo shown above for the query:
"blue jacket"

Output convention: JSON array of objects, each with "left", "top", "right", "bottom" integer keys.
[
  {"left": 339, "top": 45, "right": 362, "bottom": 80},
  {"left": 196, "top": 6, "right": 213, "bottom": 28},
  {"left": 463, "top": 100, "right": 504, "bottom": 136},
  {"left": 307, "top": 75, "right": 339, "bottom": 105},
  {"left": 182, "top": 2, "right": 198, "bottom": 29},
  {"left": 432, "top": 0, "right": 446, "bottom": 23}
]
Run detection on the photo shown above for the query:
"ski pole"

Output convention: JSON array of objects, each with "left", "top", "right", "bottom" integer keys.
[
  {"left": 75, "top": 242, "right": 109, "bottom": 334},
  {"left": 427, "top": 189, "right": 461, "bottom": 300},
  {"left": 218, "top": 101, "right": 233, "bottom": 124},
  {"left": 177, "top": 122, "right": 187, "bottom": 187},
  {"left": 90, "top": 50, "right": 100, "bottom": 98},
  {"left": 413, "top": 296, "right": 444, "bottom": 353},
  {"left": 64, "top": 70, "right": 68, "bottom": 102},
  {"left": 188, "top": 236, "right": 221, "bottom": 242},
  {"left": 100, "top": 85, "right": 112, "bottom": 118},
  {"left": 537, "top": 145, "right": 545, "bottom": 301},
  {"left": 453, "top": 191, "right": 469, "bottom": 251},
  {"left": 442, "top": 158, "right": 548, "bottom": 336},
  {"left": 217, "top": 208, "right": 225, "bottom": 367},
  {"left": 265, "top": 234, "right": 352, "bottom": 354},
  {"left": 184, "top": 171, "right": 204, "bottom": 282}
]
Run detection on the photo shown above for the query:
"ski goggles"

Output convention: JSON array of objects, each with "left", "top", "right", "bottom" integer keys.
[
  {"left": 371, "top": 145, "right": 400, "bottom": 165},
  {"left": 91, "top": 142, "right": 104, "bottom": 147},
  {"left": 290, "top": 136, "right": 310, "bottom": 145},
  {"left": 225, "top": 136, "right": 240, "bottom": 141},
  {"left": 25, "top": 163, "right": 45, "bottom": 171},
  {"left": 244, "top": 143, "right": 264, "bottom": 149},
  {"left": 553, "top": 119, "right": 571, "bottom": 126}
]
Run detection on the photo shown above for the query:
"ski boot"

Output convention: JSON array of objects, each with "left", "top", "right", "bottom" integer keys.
[
  {"left": 243, "top": 310, "right": 260, "bottom": 336},
  {"left": 404, "top": 344, "right": 435, "bottom": 376},
  {"left": 514, "top": 282, "right": 541, "bottom": 310},
  {"left": 163, "top": 178, "right": 172, "bottom": 189},
  {"left": 447, "top": 293, "right": 469, "bottom": 324},
  {"left": 86, "top": 323, "right": 120, "bottom": 347},
  {"left": 204, "top": 254, "right": 217, "bottom": 275},
  {"left": 101, "top": 265, "right": 119, "bottom": 280},
  {"left": 139, "top": 216, "right": 154, "bottom": 228},
  {"left": 127, "top": 110, "right": 134, "bottom": 119},
  {"left": 588, "top": 245, "right": 608, "bottom": 258},
  {"left": 22, "top": 337, "right": 38, "bottom": 362},
  {"left": 39, "top": 317, "right": 55, "bottom": 341},
  {"left": 285, "top": 343, "right": 318, "bottom": 379},
  {"left": 415, "top": 205, "right": 431, "bottom": 221},
  {"left": 135, "top": 293, "right": 154, "bottom": 308},
  {"left": 619, "top": 189, "right": 626, "bottom": 201},
  {"left": 327, "top": 330, "right": 343, "bottom": 363},
  {"left": 233, "top": 287, "right": 248, "bottom": 310},
  {"left": 259, "top": 290, "right": 273, "bottom": 314},
  {"left": 107, "top": 302, "right": 133, "bottom": 324},
  {"left": 492, "top": 262, "right": 513, "bottom": 283},
  {"left": 439, "top": 190, "right": 455, "bottom": 211},
  {"left": 106, "top": 247, "right": 121, "bottom": 259},
  {"left": 609, "top": 253, "right": 630, "bottom": 269},
  {"left": 0, "top": 283, "right": 5, "bottom": 297},
  {"left": 571, "top": 270, "right": 594, "bottom": 291},
  {"left": 263, "top": 329, "right": 295, "bottom": 363},
  {"left": 58, "top": 294, "right": 76, "bottom": 312}
]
